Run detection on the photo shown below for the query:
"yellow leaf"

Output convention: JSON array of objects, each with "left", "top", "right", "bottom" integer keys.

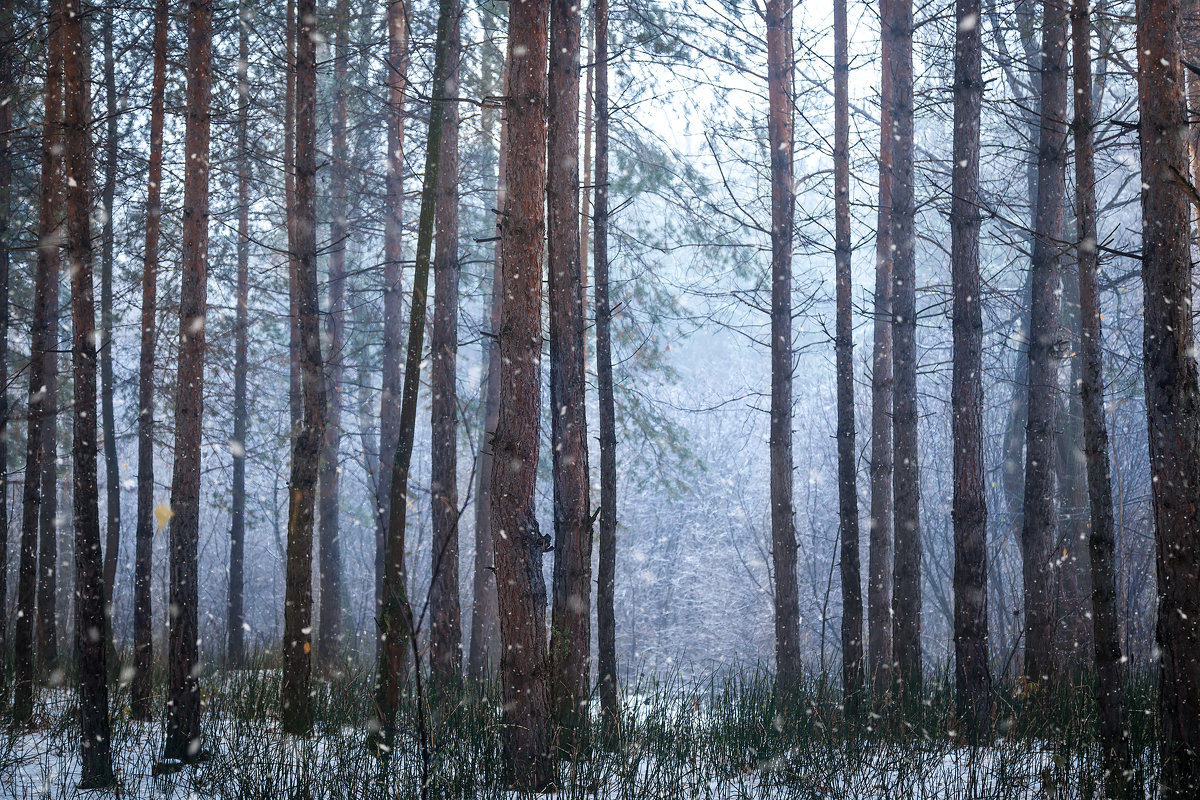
[
  {"left": 303, "top": 642, "right": 311, "bottom": 654},
  {"left": 154, "top": 503, "right": 174, "bottom": 532}
]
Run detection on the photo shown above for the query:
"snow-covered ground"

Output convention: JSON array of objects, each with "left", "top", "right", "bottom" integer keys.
[{"left": 1, "top": 684, "right": 1142, "bottom": 799}]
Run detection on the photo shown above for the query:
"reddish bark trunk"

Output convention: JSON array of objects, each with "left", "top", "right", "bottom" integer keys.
[
  {"left": 62, "top": 0, "right": 115, "bottom": 782},
  {"left": 165, "top": 0, "right": 213, "bottom": 762},
  {"left": 548, "top": 0, "right": 593, "bottom": 741},
  {"left": 491, "top": 0, "right": 555, "bottom": 786},
  {"left": 765, "top": 0, "right": 802, "bottom": 695},
  {"left": 1135, "top": 0, "right": 1200, "bottom": 792}
]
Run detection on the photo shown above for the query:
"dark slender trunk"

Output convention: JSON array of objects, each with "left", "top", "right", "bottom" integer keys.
[
  {"left": 887, "top": 0, "right": 921, "bottom": 698},
  {"left": 1055, "top": 271, "right": 1093, "bottom": 669},
  {"left": 428, "top": 0, "right": 463, "bottom": 687},
  {"left": 950, "top": 0, "right": 990, "bottom": 740},
  {"left": 133, "top": 0, "right": 168, "bottom": 717},
  {"left": 468, "top": 54, "right": 507, "bottom": 684},
  {"left": 373, "top": 0, "right": 454, "bottom": 744},
  {"left": 1072, "top": 1, "right": 1130, "bottom": 791},
  {"left": 317, "top": 0, "right": 350, "bottom": 670},
  {"left": 833, "top": 0, "right": 864, "bottom": 714},
  {"left": 1021, "top": 0, "right": 1068, "bottom": 686},
  {"left": 100, "top": 1, "right": 121, "bottom": 628},
  {"left": 548, "top": 0, "right": 593, "bottom": 741},
  {"left": 62, "top": 0, "right": 114, "bottom": 784},
  {"left": 37, "top": 233, "right": 61, "bottom": 677},
  {"left": 868, "top": 0, "right": 894, "bottom": 703},
  {"left": 491, "top": 0, "right": 554, "bottom": 786},
  {"left": 281, "top": 0, "right": 325, "bottom": 735},
  {"left": 594, "top": 0, "right": 619, "bottom": 737},
  {"left": 1135, "top": 0, "right": 1200, "bottom": 792},
  {"left": 228, "top": 0, "right": 250, "bottom": 668},
  {"left": 285, "top": 0, "right": 300, "bottom": 437},
  {"left": 378, "top": 0, "right": 409, "bottom": 654},
  {"left": 164, "top": 0, "right": 213, "bottom": 762},
  {"left": 0, "top": 0, "right": 12, "bottom": 701},
  {"left": 14, "top": 1, "right": 63, "bottom": 722},
  {"left": 765, "top": 0, "right": 802, "bottom": 696}
]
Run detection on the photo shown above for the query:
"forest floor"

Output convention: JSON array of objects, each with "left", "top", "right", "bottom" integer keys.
[{"left": 0, "top": 662, "right": 1160, "bottom": 799}]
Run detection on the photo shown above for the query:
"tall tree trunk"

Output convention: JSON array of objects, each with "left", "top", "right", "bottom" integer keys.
[
  {"left": 1135, "top": 0, "right": 1200, "bottom": 792},
  {"left": 317, "top": 0, "right": 350, "bottom": 670},
  {"left": 378, "top": 0, "right": 409, "bottom": 653},
  {"left": 227, "top": 0, "right": 250, "bottom": 667},
  {"left": 833, "top": 0, "right": 864, "bottom": 714},
  {"left": 468, "top": 52, "right": 507, "bottom": 684},
  {"left": 281, "top": 0, "right": 325, "bottom": 736},
  {"left": 765, "top": 0, "right": 802, "bottom": 696},
  {"left": 100, "top": 0, "right": 121, "bottom": 627},
  {"left": 13, "top": 0, "right": 63, "bottom": 722},
  {"left": 548, "top": 0, "right": 593, "bottom": 741},
  {"left": 373, "top": 0, "right": 455, "bottom": 744},
  {"left": 594, "top": 0, "right": 619, "bottom": 736},
  {"left": 62, "top": 0, "right": 114, "bottom": 784},
  {"left": 428, "top": 0, "right": 463, "bottom": 687},
  {"left": 1055, "top": 271, "right": 1093, "bottom": 669},
  {"left": 133, "top": 0, "right": 169, "bottom": 717},
  {"left": 0, "top": 0, "right": 12, "bottom": 701},
  {"left": 868, "top": 0, "right": 894, "bottom": 703},
  {"left": 580, "top": 40, "right": 594, "bottom": 286},
  {"left": 491, "top": 0, "right": 554, "bottom": 786},
  {"left": 950, "top": 0, "right": 990, "bottom": 740},
  {"left": 1021, "top": 0, "right": 1068, "bottom": 686},
  {"left": 1072, "top": 0, "right": 1130, "bottom": 791},
  {"left": 37, "top": 294, "right": 59, "bottom": 678},
  {"left": 285, "top": 0, "right": 300, "bottom": 437},
  {"left": 164, "top": 0, "right": 213, "bottom": 762},
  {"left": 887, "top": 0, "right": 921, "bottom": 698}
]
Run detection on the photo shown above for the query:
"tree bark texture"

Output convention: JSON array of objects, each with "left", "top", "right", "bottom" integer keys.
[
  {"left": 468, "top": 54, "right": 507, "bottom": 684},
  {"left": 868, "top": 0, "right": 895, "bottom": 703},
  {"left": 318, "top": 0, "right": 350, "bottom": 669},
  {"left": 548, "top": 0, "right": 593, "bottom": 740},
  {"left": 373, "top": 0, "right": 454, "bottom": 744},
  {"left": 62, "top": 0, "right": 115, "bottom": 783},
  {"left": 282, "top": 0, "right": 326, "bottom": 735},
  {"left": 1072, "top": 0, "right": 1131, "bottom": 791},
  {"left": 100, "top": 1, "right": 121, "bottom": 623},
  {"left": 133, "top": 0, "right": 169, "bottom": 716},
  {"left": 14, "top": 0, "right": 63, "bottom": 723},
  {"left": 950, "top": 0, "right": 990, "bottom": 740},
  {"left": 765, "top": 0, "right": 803, "bottom": 695},
  {"left": 1021, "top": 0, "right": 1069, "bottom": 686},
  {"left": 378, "top": 0, "right": 409, "bottom": 651},
  {"left": 165, "top": 0, "right": 213, "bottom": 762},
  {"left": 491, "top": 0, "right": 555, "bottom": 786},
  {"left": 1135, "top": 0, "right": 1200, "bottom": 792},
  {"left": 594, "top": 0, "right": 620, "bottom": 736},
  {"left": 429, "top": 0, "right": 463, "bottom": 686},
  {"left": 833, "top": 0, "right": 864, "bottom": 714},
  {"left": 887, "top": 0, "right": 922, "bottom": 698}
]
